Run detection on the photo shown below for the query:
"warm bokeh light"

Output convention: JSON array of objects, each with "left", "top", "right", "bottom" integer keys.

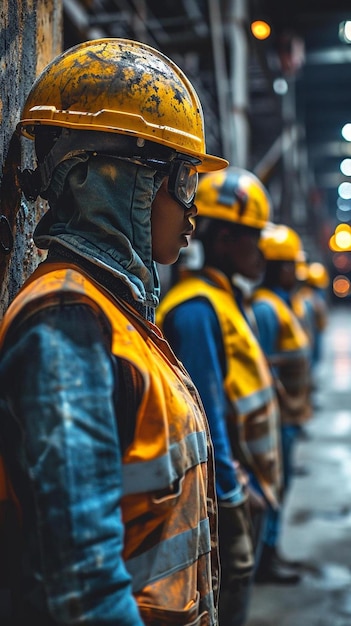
[
  {"left": 251, "top": 20, "right": 271, "bottom": 40},
  {"left": 329, "top": 235, "right": 341, "bottom": 251},
  {"left": 335, "top": 229, "right": 351, "bottom": 249},
  {"left": 335, "top": 223, "right": 351, "bottom": 233},
  {"left": 329, "top": 230, "right": 351, "bottom": 251},
  {"left": 333, "top": 275, "right": 350, "bottom": 298},
  {"left": 333, "top": 252, "right": 351, "bottom": 272}
]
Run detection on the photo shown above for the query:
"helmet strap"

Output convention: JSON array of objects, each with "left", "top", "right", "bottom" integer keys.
[{"left": 19, "top": 129, "right": 176, "bottom": 200}]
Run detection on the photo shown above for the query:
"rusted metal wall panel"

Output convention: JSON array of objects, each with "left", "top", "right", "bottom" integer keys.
[{"left": 0, "top": 0, "right": 62, "bottom": 315}]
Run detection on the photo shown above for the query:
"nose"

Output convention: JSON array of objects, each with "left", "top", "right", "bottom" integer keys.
[{"left": 186, "top": 203, "right": 198, "bottom": 219}]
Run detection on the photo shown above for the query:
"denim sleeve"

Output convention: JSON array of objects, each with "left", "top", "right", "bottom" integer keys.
[
  {"left": 0, "top": 303, "right": 144, "bottom": 625},
  {"left": 163, "top": 299, "right": 244, "bottom": 504}
]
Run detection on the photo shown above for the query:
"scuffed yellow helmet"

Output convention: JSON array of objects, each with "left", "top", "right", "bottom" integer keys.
[
  {"left": 18, "top": 38, "right": 227, "bottom": 173},
  {"left": 259, "top": 223, "right": 306, "bottom": 262},
  {"left": 195, "top": 167, "right": 272, "bottom": 229}
]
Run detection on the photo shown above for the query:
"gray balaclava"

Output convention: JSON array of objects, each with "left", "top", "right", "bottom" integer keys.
[{"left": 34, "top": 155, "right": 164, "bottom": 310}]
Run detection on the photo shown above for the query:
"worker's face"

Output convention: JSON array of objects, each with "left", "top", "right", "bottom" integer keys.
[
  {"left": 214, "top": 225, "right": 264, "bottom": 280},
  {"left": 151, "top": 178, "right": 197, "bottom": 265},
  {"left": 231, "top": 229, "right": 265, "bottom": 280},
  {"left": 279, "top": 261, "right": 297, "bottom": 290}
]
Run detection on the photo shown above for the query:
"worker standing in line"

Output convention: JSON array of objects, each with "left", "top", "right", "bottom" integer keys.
[
  {"left": 0, "top": 38, "right": 229, "bottom": 625},
  {"left": 157, "top": 167, "right": 282, "bottom": 625},
  {"left": 252, "top": 224, "right": 312, "bottom": 584},
  {"left": 294, "top": 261, "right": 329, "bottom": 384}
]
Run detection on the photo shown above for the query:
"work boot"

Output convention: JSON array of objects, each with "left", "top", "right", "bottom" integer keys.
[{"left": 254, "top": 544, "right": 301, "bottom": 584}]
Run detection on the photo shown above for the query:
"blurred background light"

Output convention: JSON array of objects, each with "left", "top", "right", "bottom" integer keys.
[
  {"left": 336, "top": 207, "right": 351, "bottom": 221},
  {"left": 333, "top": 275, "right": 350, "bottom": 297},
  {"left": 251, "top": 20, "right": 271, "bottom": 40},
  {"left": 273, "top": 78, "right": 288, "bottom": 95},
  {"left": 333, "top": 252, "right": 351, "bottom": 272},
  {"left": 339, "top": 21, "right": 351, "bottom": 43},
  {"left": 341, "top": 123, "right": 351, "bottom": 141},
  {"left": 337, "top": 197, "right": 351, "bottom": 210},
  {"left": 335, "top": 229, "right": 351, "bottom": 249},
  {"left": 338, "top": 181, "right": 351, "bottom": 198},
  {"left": 340, "top": 158, "right": 351, "bottom": 175}
]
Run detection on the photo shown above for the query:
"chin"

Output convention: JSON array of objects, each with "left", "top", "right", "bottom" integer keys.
[{"left": 154, "top": 252, "right": 180, "bottom": 265}]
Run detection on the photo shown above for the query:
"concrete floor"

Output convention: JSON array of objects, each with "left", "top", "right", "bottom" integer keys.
[{"left": 247, "top": 304, "right": 351, "bottom": 626}]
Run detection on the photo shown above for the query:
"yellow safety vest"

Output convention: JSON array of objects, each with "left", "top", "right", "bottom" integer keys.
[
  {"left": 157, "top": 268, "right": 282, "bottom": 508},
  {"left": 253, "top": 288, "right": 310, "bottom": 361},
  {"left": 0, "top": 263, "right": 219, "bottom": 626},
  {"left": 291, "top": 289, "right": 314, "bottom": 345},
  {"left": 296, "top": 285, "right": 328, "bottom": 332},
  {"left": 253, "top": 287, "right": 312, "bottom": 425}
]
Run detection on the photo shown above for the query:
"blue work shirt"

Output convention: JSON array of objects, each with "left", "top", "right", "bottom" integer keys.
[
  {"left": 0, "top": 302, "right": 143, "bottom": 625},
  {"left": 163, "top": 298, "right": 244, "bottom": 505}
]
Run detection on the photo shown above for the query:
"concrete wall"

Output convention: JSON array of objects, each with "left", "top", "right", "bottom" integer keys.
[{"left": 0, "top": 0, "right": 62, "bottom": 315}]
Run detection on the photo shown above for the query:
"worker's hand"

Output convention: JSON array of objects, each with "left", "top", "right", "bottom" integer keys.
[
  {"left": 247, "top": 483, "right": 267, "bottom": 516},
  {"left": 218, "top": 496, "right": 255, "bottom": 581}
]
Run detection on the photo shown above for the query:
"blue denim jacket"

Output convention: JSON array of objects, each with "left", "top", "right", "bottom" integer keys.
[{"left": 0, "top": 301, "right": 144, "bottom": 625}]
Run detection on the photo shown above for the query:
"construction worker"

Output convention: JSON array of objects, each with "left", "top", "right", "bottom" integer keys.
[
  {"left": 0, "top": 38, "right": 230, "bottom": 625},
  {"left": 252, "top": 223, "right": 312, "bottom": 584},
  {"left": 296, "top": 261, "right": 329, "bottom": 378},
  {"left": 157, "top": 167, "right": 282, "bottom": 625}
]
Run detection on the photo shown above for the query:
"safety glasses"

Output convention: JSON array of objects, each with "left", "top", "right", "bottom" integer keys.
[
  {"left": 167, "top": 159, "right": 199, "bottom": 210},
  {"left": 144, "top": 156, "right": 199, "bottom": 209},
  {"left": 88, "top": 149, "right": 199, "bottom": 210}
]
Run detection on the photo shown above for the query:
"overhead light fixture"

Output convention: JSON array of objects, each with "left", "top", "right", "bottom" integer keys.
[
  {"left": 339, "top": 21, "right": 351, "bottom": 43},
  {"left": 251, "top": 20, "right": 271, "bottom": 40}
]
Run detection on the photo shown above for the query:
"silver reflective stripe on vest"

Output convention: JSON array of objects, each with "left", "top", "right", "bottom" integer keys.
[
  {"left": 234, "top": 385, "right": 274, "bottom": 416},
  {"left": 245, "top": 432, "right": 276, "bottom": 455},
  {"left": 126, "top": 517, "right": 211, "bottom": 592},
  {"left": 122, "top": 430, "right": 208, "bottom": 495},
  {"left": 269, "top": 345, "right": 311, "bottom": 364}
]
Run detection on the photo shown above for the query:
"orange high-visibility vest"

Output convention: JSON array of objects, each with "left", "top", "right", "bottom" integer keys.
[
  {"left": 0, "top": 263, "right": 219, "bottom": 626},
  {"left": 157, "top": 268, "right": 282, "bottom": 508}
]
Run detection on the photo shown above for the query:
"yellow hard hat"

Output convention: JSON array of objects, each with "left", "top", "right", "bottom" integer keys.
[
  {"left": 295, "top": 260, "right": 309, "bottom": 281},
  {"left": 195, "top": 167, "right": 272, "bottom": 229},
  {"left": 259, "top": 223, "right": 306, "bottom": 261},
  {"left": 18, "top": 38, "right": 227, "bottom": 173},
  {"left": 307, "top": 262, "right": 330, "bottom": 289}
]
